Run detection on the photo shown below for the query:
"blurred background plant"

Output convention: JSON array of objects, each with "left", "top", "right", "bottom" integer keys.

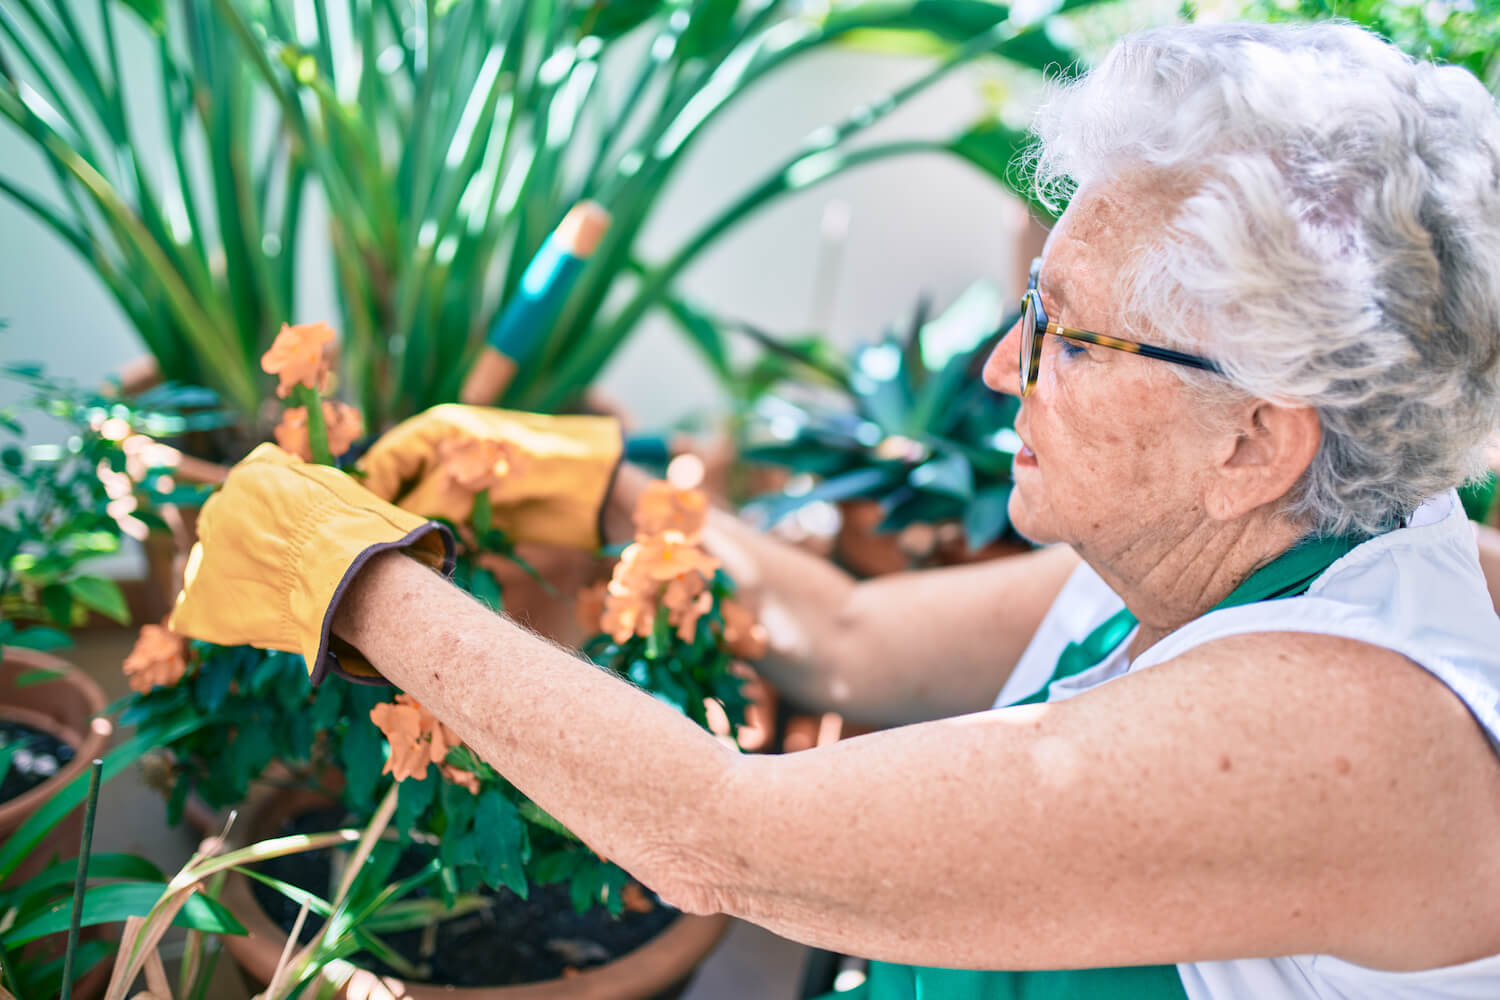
[
  {"left": 0, "top": 361, "right": 222, "bottom": 652},
  {"left": 731, "top": 282, "right": 1027, "bottom": 568},
  {"left": 1229, "top": 0, "right": 1500, "bottom": 93},
  {"left": 1, "top": 0, "right": 1101, "bottom": 442}
]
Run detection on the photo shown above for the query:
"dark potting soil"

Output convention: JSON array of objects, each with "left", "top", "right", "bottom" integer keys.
[
  {"left": 250, "top": 806, "right": 683, "bottom": 988},
  {"left": 0, "top": 719, "right": 72, "bottom": 806}
]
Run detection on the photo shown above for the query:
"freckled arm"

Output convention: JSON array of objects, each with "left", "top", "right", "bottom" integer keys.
[{"left": 336, "top": 552, "right": 1500, "bottom": 971}]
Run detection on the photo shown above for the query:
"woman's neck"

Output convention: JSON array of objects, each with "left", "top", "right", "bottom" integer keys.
[{"left": 1081, "top": 511, "right": 1306, "bottom": 660}]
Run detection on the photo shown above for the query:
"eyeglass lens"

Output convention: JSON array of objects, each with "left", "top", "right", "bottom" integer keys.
[{"left": 1020, "top": 294, "right": 1037, "bottom": 394}]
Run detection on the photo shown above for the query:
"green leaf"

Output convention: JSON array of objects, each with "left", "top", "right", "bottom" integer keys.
[
  {"left": 471, "top": 490, "right": 493, "bottom": 536},
  {"left": 680, "top": 0, "right": 742, "bottom": 62},
  {"left": 910, "top": 452, "right": 974, "bottom": 499},
  {"left": 119, "top": 0, "right": 167, "bottom": 32},
  {"left": 13, "top": 666, "right": 67, "bottom": 688},
  {"left": 4, "top": 881, "right": 245, "bottom": 945},
  {"left": 661, "top": 294, "right": 732, "bottom": 382},
  {"left": 395, "top": 771, "right": 437, "bottom": 836},
  {"left": 341, "top": 703, "right": 385, "bottom": 809},
  {"left": 575, "top": 0, "right": 661, "bottom": 39},
  {"left": 746, "top": 465, "right": 906, "bottom": 528},
  {"left": 469, "top": 564, "right": 502, "bottom": 612},
  {"left": 530, "top": 848, "right": 585, "bottom": 886},
  {"left": 963, "top": 484, "right": 1013, "bottom": 550},
  {"left": 948, "top": 120, "right": 1055, "bottom": 221},
  {"left": 0, "top": 708, "right": 206, "bottom": 883},
  {"left": 6, "top": 625, "right": 73, "bottom": 651},
  {"left": 41, "top": 583, "right": 75, "bottom": 628},
  {"left": 878, "top": 487, "right": 961, "bottom": 533},
  {"left": 7, "top": 853, "right": 167, "bottom": 914},
  {"left": 193, "top": 650, "right": 237, "bottom": 713},
  {"left": 11, "top": 937, "right": 113, "bottom": 1000},
  {"left": 518, "top": 799, "right": 578, "bottom": 841},
  {"left": 473, "top": 789, "right": 528, "bottom": 897}
]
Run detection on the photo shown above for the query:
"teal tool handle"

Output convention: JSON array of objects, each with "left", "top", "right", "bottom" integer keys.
[{"left": 486, "top": 233, "right": 587, "bottom": 364}]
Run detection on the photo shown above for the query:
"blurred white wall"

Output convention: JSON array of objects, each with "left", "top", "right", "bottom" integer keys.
[{"left": 0, "top": 15, "right": 1034, "bottom": 433}]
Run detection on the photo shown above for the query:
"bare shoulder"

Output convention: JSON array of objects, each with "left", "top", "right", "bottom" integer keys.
[{"left": 1081, "top": 630, "right": 1500, "bottom": 969}]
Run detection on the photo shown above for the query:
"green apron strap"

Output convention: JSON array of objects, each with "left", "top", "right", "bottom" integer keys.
[
  {"left": 846, "top": 961, "right": 1193, "bottom": 999},
  {"left": 1014, "top": 532, "right": 1366, "bottom": 706}
]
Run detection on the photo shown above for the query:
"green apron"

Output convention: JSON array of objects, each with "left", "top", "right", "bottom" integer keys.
[{"left": 820, "top": 534, "right": 1366, "bottom": 1000}]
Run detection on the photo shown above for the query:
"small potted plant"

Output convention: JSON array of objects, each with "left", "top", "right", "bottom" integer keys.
[
  {"left": 0, "top": 362, "right": 220, "bottom": 997},
  {"left": 733, "top": 284, "right": 1033, "bottom": 576},
  {"left": 118, "top": 323, "right": 769, "bottom": 996}
]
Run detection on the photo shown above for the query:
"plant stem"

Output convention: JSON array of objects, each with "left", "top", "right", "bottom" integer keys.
[
  {"left": 295, "top": 385, "right": 334, "bottom": 466},
  {"left": 59, "top": 756, "right": 103, "bottom": 1000}
]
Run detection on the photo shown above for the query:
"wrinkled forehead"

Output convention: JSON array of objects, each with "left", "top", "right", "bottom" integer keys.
[{"left": 1044, "top": 173, "right": 1194, "bottom": 266}]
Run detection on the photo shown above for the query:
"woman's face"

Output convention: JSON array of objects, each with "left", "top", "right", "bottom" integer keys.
[{"left": 983, "top": 180, "right": 1228, "bottom": 562}]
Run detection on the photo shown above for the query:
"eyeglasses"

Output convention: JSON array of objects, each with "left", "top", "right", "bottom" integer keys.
[{"left": 1019, "top": 257, "right": 1222, "bottom": 397}]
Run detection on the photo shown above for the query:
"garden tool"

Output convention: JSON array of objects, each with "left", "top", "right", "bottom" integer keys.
[
  {"left": 167, "top": 443, "right": 455, "bottom": 684},
  {"left": 460, "top": 200, "right": 613, "bottom": 406},
  {"left": 357, "top": 404, "right": 624, "bottom": 551}
]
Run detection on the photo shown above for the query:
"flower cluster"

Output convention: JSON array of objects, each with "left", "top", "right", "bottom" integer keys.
[
  {"left": 262, "top": 321, "right": 364, "bottom": 462},
  {"left": 122, "top": 624, "right": 188, "bottom": 693},
  {"left": 273, "top": 400, "right": 363, "bottom": 462},
  {"left": 260, "top": 321, "right": 334, "bottom": 399},
  {"left": 437, "top": 437, "right": 527, "bottom": 494},
  {"left": 368, "top": 693, "right": 481, "bottom": 792},
  {"left": 590, "top": 481, "right": 767, "bottom": 658}
]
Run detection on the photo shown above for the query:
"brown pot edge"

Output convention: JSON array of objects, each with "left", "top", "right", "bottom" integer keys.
[
  {"left": 219, "top": 786, "right": 731, "bottom": 999},
  {"left": 0, "top": 647, "right": 110, "bottom": 830}
]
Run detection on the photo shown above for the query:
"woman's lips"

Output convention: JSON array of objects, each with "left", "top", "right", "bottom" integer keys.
[{"left": 1015, "top": 444, "right": 1038, "bottom": 467}]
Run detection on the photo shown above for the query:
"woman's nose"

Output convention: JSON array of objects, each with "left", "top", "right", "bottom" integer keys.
[{"left": 983, "top": 314, "right": 1024, "bottom": 397}]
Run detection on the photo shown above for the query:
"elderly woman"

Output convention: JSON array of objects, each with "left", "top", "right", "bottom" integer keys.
[{"left": 171, "top": 21, "right": 1500, "bottom": 1000}]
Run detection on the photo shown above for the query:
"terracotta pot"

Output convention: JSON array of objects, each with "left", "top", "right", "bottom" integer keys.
[
  {"left": 834, "top": 501, "right": 910, "bottom": 578},
  {"left": 219, "top": 786, "right": 731, "bottom": 999},
  {"left": 0, "top": 648, "right": 113, "bottom": 1000}
]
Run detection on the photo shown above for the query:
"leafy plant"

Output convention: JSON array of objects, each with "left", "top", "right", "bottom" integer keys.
[
  {"left": 736, "top": 283, "right": 1028, "bottom": 554},
  {"left": 1230, "top": 0, "right": 1500, "bottom": 93},
  {"left": 116, "top": 336, "right": 769, "bottom": 987},
  {"left": 0, "top": 364, "right": 222, "bottom": 652},
  {"left": 2, "top": 0, "right": 1099, "bottom": 434},
  {"left": 0, "top": 702, "right": 234, "bottom": 1000}
]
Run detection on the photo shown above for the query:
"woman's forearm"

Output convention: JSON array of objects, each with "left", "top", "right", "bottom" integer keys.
[{"left": 333, "top": 550, "right": 742, "bottom": 910}]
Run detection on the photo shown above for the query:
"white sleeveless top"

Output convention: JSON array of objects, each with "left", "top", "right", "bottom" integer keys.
[{"left": 992, "top": 490, "right": 1500, "bottom": 999}]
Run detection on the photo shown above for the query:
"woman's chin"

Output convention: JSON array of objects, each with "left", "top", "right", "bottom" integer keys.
[{"left": 1007, "top": 490, "right": 1058, "bottom": 546}]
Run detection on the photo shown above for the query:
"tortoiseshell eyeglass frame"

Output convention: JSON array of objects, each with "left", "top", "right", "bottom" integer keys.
[{"left": 1019, "top": 257, "right": 1224, "bottom": 397}]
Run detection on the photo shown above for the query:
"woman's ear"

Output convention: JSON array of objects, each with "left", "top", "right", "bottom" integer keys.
[{"left": 1204, "top": 401, "right": 1322, "bottom": 521}]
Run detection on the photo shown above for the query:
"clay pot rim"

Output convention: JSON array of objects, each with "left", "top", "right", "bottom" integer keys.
[
  {"left": 219, "top": 785, "right": 731, "bottom": 999},
  {"left": 0, "top": 647, "right": 110, "bottom": 826}
]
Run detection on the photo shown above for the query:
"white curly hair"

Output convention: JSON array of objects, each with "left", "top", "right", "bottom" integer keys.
[{"left": 1031, "top": 21, "right": 1500, "bottom": 536}]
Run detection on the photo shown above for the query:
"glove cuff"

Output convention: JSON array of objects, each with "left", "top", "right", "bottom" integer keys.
[{"left": 306, "top": 521, "right": 456, "bottom": 686}]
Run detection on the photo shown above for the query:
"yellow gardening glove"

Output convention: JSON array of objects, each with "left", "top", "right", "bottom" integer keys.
[
  {"left": 358, "top": 404, "right": 623, "bottom": 551},
  {"left": 168, "top": 443, "right": 455, "bottom": 685}
]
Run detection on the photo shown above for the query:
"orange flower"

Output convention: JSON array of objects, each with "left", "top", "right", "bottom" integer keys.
[
  {"left": 123, "top": 624, "right": 188, "bottom": 693},
  {"left": 662, "top": 573, "right": 713, "bottom": 642},
  {"left": 720, "top": 599, "right": 769, "bottom": 660},
  {"left": 273, "top": 401, "right": 364, "bottom": 461},
  {"left": 437, "top": 438, "right": 525, "bottom": 494},
  {"left": 621, "top": 882, "right": 655, "bottom": 914},
  {"left": 576, "top": 581, "right": 608, "bottom": 633},
  {"left": 634, "top": 481, "right": 708, "bottom": 541},
  {"left": 441, "top": 764, "right": 481, "bottom": 795},
  {"left": 261, "top": 321, "right": 335, "bottom": 398},
  {"left": 601, "top": 590, "right": 656, "bottom": 644},
  {"left": 369, "top": 694, "right": 461, "bottom": 783},
  {"left": 616, "top": 533, "right": 720, "bottom": 584}
]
